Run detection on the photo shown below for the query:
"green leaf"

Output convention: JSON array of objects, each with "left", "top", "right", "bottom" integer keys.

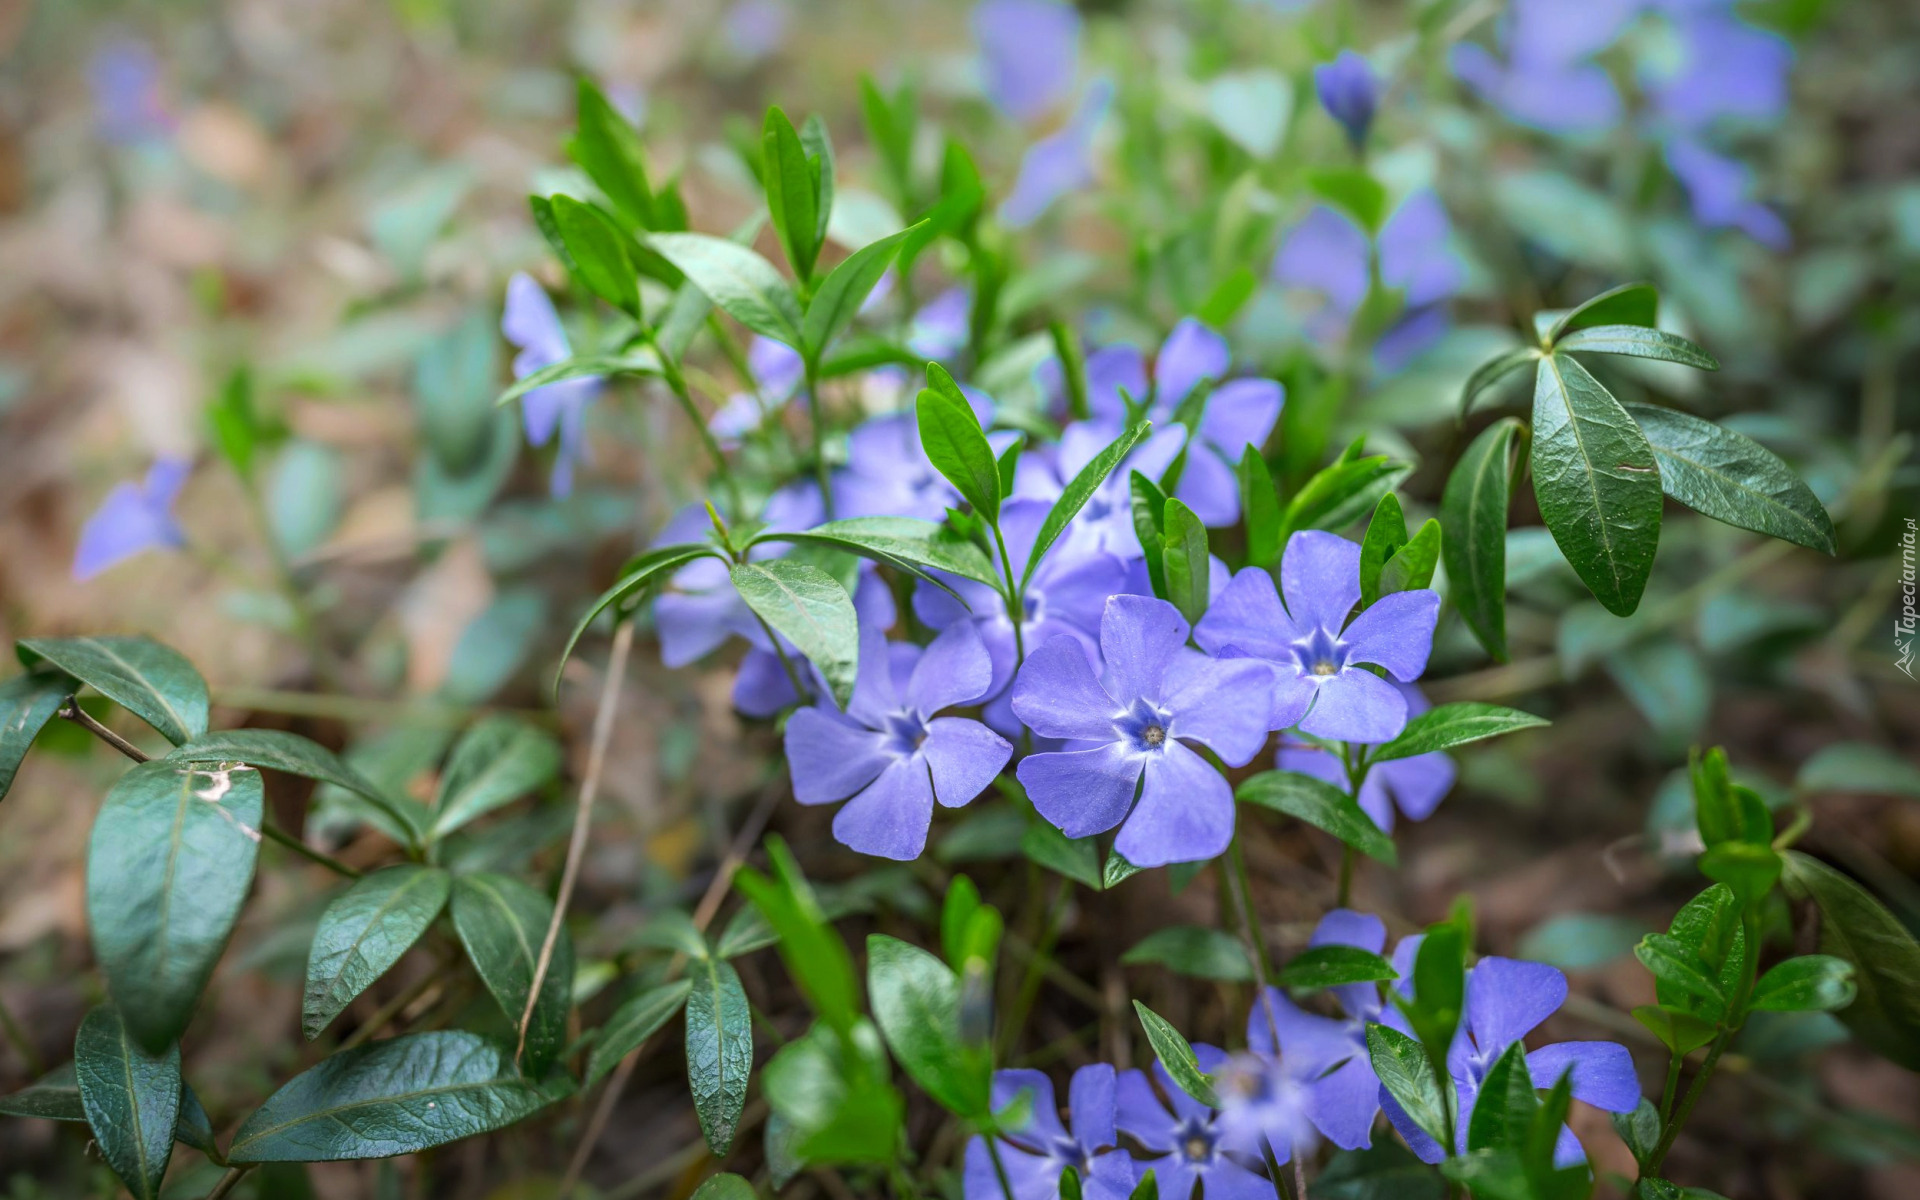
[
  {"left": 763, "top": 107, "right": 820, "bottom": 280},
  {"left": 1547, "top": 282, "right": 1660, "bottom": 341},
  {"left": 0, "top": 669, "right": 71, "bottom": 801},
  {"left": 226, "top": 1031, "right": 572, "bottom": 1162},
  {"left": 165, "top": 729, "right": 423, "bottom": 848},
  {"left": 1379, "top": 519, "right": 1441, "bottom": 598},
  {"left": 799, "top": 115, "right": 835, "bottom": 255},
  {"left": 207, "top": 366, "right": 263, "bottom": 481},
  {"left": 1161, "top": 498, "right": 1210, "bottom": 624},
  {"left": 1315, "top": 1143, "right": 1447, "bottom": 1200},
  {"left": 1020, "top": 819, "right": 1103, "bottom": 890},
  {"left": 1275, "top": 945, "right": 1398, "bottom": 989},
  {"left": 1556, "top": 325, "right": 1719, "bottom": 371},
  {"left": 867, "top": 934, "right": 990, "bottom": 1117},
  {"left": 0, "top": 1062, "right": 86, "bottom": 1121},
  {"left": 1698, "top": 840, "right": 1782, "bottom": 904},
  {"left": 303, "top": 866, "right": 450, "bottom": 1040},
  {"left": 496, "top": 348, "right": 662, "bottom": 406},
  {"left": 18, "top": 635, "right": 208, "bottom": 746},
  {"left": 1750, "top": 954, "right": 1857, "bottom": 1013},
  {"left": 1237, "top": 770, "right": 1397, "bottom": 865},
  {"left": 631, "top": 908, "right": 712, "bottom": 959},
  {"left": 1133, "top": 1001, "right": 1218, "bottom": 1108},
  {"left": 1458, "top": 348, "right": 1541, "bottom": 419},
  {"left": 1631, "top": 1004, "right": 1718, "bottom": 1056},
  {"left": 1781, "top": 851, "right": 1920, "bottom": 1069},
  {"left": 568, "top": 78, "right": 655, "bottom": 230},
  {"left": 1441, "top": 418, "right": 1522, "bottom": 660},
  {"left": 729, "top": 559, "right": 859, "bottom": 708},
  {"left": 1130, "top": 471, "right": 1169, "bottom": 598},
  {"left": 1122, "top": 926, "right": 1254, "bottom": 982},
  {"left": 916, "top": 366, "right": 1001, "bottom": 523},
  {"left": 803, "top": 226, "right": 917, "bottom": 357},
  {"left": 1022, "top": 422, "right": 1152, "bottom": 589},
  {"left": 1197, "top": 265, "right": 1258, "bottom": 328},
  {"left": 75, "top": 1006, "right": 180, "bottom": 1200},
  {"left": 1307, "top": 167, "right": 1386, "bottom": 232},
  {"left": 449, "top": 873, "right": 573, "bottom": 1076},
  {"left": 1659, "top": 885, "right": 1745, "bottom": 1022},
  {"left": 1102, "top": 850, "right": 1144, "bottom": 890},
  {"left": 691, "top": 1175, "right": 757, "bottom": 1200},
  {"left": 1368, "top": 703, "right": 1549, "bottom": 764},
  {"left": 1359, "top": 493, "right": 1408, "bottom": 608},
  {"left": 649, "top": 231, "right": 803, "bottom": 346},
  {"left": 1635, "top": 934, "right": 1726, "bottom": 1006},
  {"left": 1797, "top": 742, "right": 1920, "bottom": 798},
  {"left": 734, "top": 838, "right": 860, "bottom": 1033},
  {"left": 586, "top": 979, "right": 693, "bottom": 1087},
  {"left": 765, "top": 516, "right": 1000, "bottom": 588},
  {"left": 1466, "top": 1042, "right": 1538, "bottom": 1154},
  {"left": 1624, "top": 403, "right": 1836, "bottom": 554},
  {"left": 1129, "top": 1171, "right": 1160, "bottom": 1200},
  {"left": 860, "top": 76, "right": 916, "bottom": 204},
  {"left": 430, "top": 717, "right": 563, "bottom": 840},
  {"left": 548, "top": 195, "right": 639, "bottom": 318},
  {"left": 1408, "top": 924, "right": 1467, "bottom": 1055},
  {"left": 88, "top": 760, "right": 264, "bottom": 1052},
  {"left": 1612, "top": 1097, "right": 1661, "bottom": 1169},
  {"left": 1366, "top": 1023, "right": 1450, "bottom": 1147},
  {"left": 1281, "top": 455, "right": 1410, "bottom": 544},
  {"left": 1531, "top": 353, "right": 1662, "bottom": 616},
  {"left": 556, "top": 544, "right": 716, "bottom": 691},
  {"left": 686, "top": 955, "right": 754, "bottom": 1155},
  {"left": 760, "top": 1019, "right": 901, "bottom": 1165},
  {"left": 1237, "top": 445, "right": 1282, "bottom": 569}
]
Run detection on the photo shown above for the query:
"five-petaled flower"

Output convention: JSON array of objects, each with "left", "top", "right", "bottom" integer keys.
[
  {"left": 1197, "top": 531, "right": 1439, "bottom": 744},
  {"left": 785, "top": 619, "right": 1012, "bottom": 860},
  {"left": 1117, "top": 1048, "right": 1278, "bottom": 1199},
  {"left": 964, "top": 1065, "right": 1137, "bottom": 1200},
  {"left": 1276, "top": 682, "right": 1456, "bottom": 832},
  {"left": 74, "top": 457, "right": 191, "bottom": 581},
  {"left": 1012, "top": 595, "right": 1270, "bottom": 866}
]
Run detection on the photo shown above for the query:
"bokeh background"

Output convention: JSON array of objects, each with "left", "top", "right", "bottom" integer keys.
[{"left": 2, "top": 0, "right": 1918, "bottom": 1196}]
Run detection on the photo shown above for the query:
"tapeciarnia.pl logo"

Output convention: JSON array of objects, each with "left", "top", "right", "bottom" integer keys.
[{"left": 1899, "top": 517, "right": 1917, "bottom": 679}]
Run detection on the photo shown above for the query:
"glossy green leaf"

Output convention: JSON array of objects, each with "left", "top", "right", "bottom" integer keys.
[
  {"left": 1441, "top": 417, "right": 1522, "bottom": 660},
  {"left": 1531, "top": 353, "right": 1662, "bottom": 616},
  {"left": 1458, "top": 347, "right": 1541, "bottom": 419},
  {"left": 1022, "top": 422, "right": 1152, "bottom": 589},
  {"left": 649, "top": 232, "right": 802, "bottom": 346},
  {"left": 549, "top": 195, "right": 639, "bottom": 317},
  {"left": 1556, "top": 325, "right": 1719, "bottom": 370},
  {"left": 1133, "top": 1001, "right": 1218, "bottom": 1108},
  {"left": 430, "top": 717, "right": 563, "bottom": 839},
  {"left": 1658, "top": 885, "right": 1745, "bottom": 1023},
  {"left": 585, "top": 979, "right": 693, "bottom": 1086},
  {"left": 763, "top": 107, "right": 820, "bottom": 280},
  {"left": 1781, "top": 851, "right": 1920, "bottom": 1069},
  {"left": 760, "top": 1018, "right": 901, "bottom": 1165},
  {"left": 1122, "top": 926, "right": 1254, "bottom": 982},
  {"left": 75, "top": 1006, "right": 180, "bottom": 1200},
  {"left": 1280, "top": 455, "right": 1410, "bottom": 544},
  {"left": 1161, "top": 498, "right": 1209, "bottom": 625},
  {"left": 916, "top": 366, "right": 1001, "bottom": 523},
  {"left": 88, "top": 760, "right": 264, "bottom": 1052},
  {"left": 803, "top": 225, "right": 917, "bottom": 358},
  {"left": 868, "top": 933, "right": 989, "bottom": 1117},
  {"left": 226, "top": 1031, "right": 572, "bottom": 1162},
  {"left": 1368, "top": 703, "right": 1549, "bottom": 764},
  {"left": 798, "top": 115, "right": 835, "bottom": 254},
  {"left": 1635, "top": 934, "right": 1726, "bottom": 1005},
  {"left": 1366, "top": 1023, "right": 1449, "bottom": 1147},
  {"left": 1275, "top": 944, "right": 1398, "bottom": 989},
  {"left": 0, "top": 669, "right": 71, "bottom": 801},
  {"left": 450, "top": 873, "right": 572, "bottom": 1076},
  {"left": 764, "top": 516, "right": 1000, "bottom": 588},
  {"left": 1625, "top": 403, "right": 1836, "bottom": 554},
  {"left": 568, "top": 78, "right": 655, "bottom": 230},
  {"left": 303, "top": 866, "right": 451, "bottom": 1040},
  {"left": 18, "top": 635, "right": 208, "bottom": 746},
  {"left": 1237, "top": 445, "right": 1282, "bottom": 569},
  {"left": 1358, "top": 492, "right": 1408, "bottom": 608},
  {"left": 556, "top": 544, "right": 716, "bottom": 691},
  {"left": 495, "top": 348, "right": 662, "bottom": 406},
  {"left": 0, "top": 1062, "right": 86, "bottom": 1121},
  {"left": 729, "top": 559, "right": 859, "bottom": 708},
  {"left": 1631, "top": 1004, "right": 1718, "bottom": 1056},
  {"left": 1237, "top": 770, "right": 1397, "bottom": 864},
  {"left": 1466, "top": 1042, "right": 1537, "bottom": 1154},
  {"left": 1612, "top": 1097, "right": 1661, "bottom": 1169},
  {"left": 166, "top": 728, "right": 424, "bottom": 848},
  {"left": 1130, "top": 470, "right": 1169, "bottom": 597},
  {"left": 1379, "top": 518, "right": 1440, "bottom": 599},
  {"left": 1408, "top": 924, "right": 1467, "bottom": 1055},
  {"left": 1750, "top": 954, "right": 1857, "bottom": 1013},
  {"left": 1547, "top": 282, "right": 1659, "bottom": 341},
  {"left": 686, "top": 955, "right": 754, "bottom": 1154}
]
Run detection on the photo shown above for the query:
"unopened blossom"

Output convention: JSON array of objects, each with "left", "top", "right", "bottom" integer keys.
[
  {"left": 785, "top": 620, "right": 1012, "bottom": 859},
  {"left": 503, "top": 272, "right": 603, "bottom": 497},
  {"left": 964, "top": 1065, "right": 1136, "bottom": 1200},
  {"left": 1012, "top": 596, "right": 1270, "bottom": 865},
  {"left": 1276, "top": 681, "right": 1456, "bottom": 832},
  {"left": 1117, "top": 1048, "right": 1279, "bottom": 1199},
  {"left": 973, "top": 0, "right": 1081, "bottom": 122},
  {"left": 1314, "top": 51, "right": 1378, "bottom": 150},
  {"left": 74, "top": 458, "right": 190, "bottom": 581},
  {"left": 1195, "top": 531, "right": 1439, "bottom": 743}
]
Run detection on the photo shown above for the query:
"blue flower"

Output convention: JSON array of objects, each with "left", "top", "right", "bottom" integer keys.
[
  {"left": 1000, "top": 79, "right": 1113, "bottom": 229},
  {"left": 503, "top": 272, "right": 603, "bottom": 497},
  {"left": 1012, "top": 595, "right": 1271, "bottom": 866},
  {"left": 1195, "top": 531, "right": 1440, "bottom": 743},
  {"left": 1117, "top": 1047, "right": 1279, "bottom": 1199},
  {"left": 964, "top": 1065, "right": 1137, "bottom": 1200},
  {"left": 1314, "top": 51, "right": 1378, "bottom": 150},
  {"left": 719, "top": 0, "right": 789, "bottom": 63},
  {"left": 74, "top": 458, "right": 190, "bottom": 580},
  {"left": 785, "top": 620, "right": 1012, "bottom": 859},
  {"left": 89, "top": 39, "right": 174, "bottom": 145},
  {"left": 1663, "top": 136, "right": 1790, "bottom": 249},
  {"left": 708, "top": 336, "right": 805, "bottom": 449},
  {"left": 973, "top": 0, "right": 1081, "bottom": 122},
  {"left": 1449, "top": 0, "right": 1637, "bottom": 134},
  {"left": 1276, "top": 682, "right": 1456, "bottom": 832},
  {"left": 1010, "top": 421, "right": 1184, "bottom": 559}
]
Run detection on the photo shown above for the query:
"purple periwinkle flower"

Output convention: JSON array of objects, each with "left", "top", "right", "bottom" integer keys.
[
  {"left": 1195, "top": 531, "right": 1439, "bottom": 743},
  {"left": 1011, "top": 596, "right": 1270, "bottom": 866},
  {"left": 1013, "top": 420, "right": 1187, "bottom": 560},
  {"left": 1314, "top": 51, "right": 1378, "bottom": 151},
  {"left": 1000, "top": 79, "right": 1113, "bottom": 229},
  {"left": 964, "top": 1065, "right": 1136, "bottom": 1200},
  {"left": 786, "top": 620, "right": 1012, "bottom": 859},
  {"left": 709, "top": 336, "right": 805, "bottom": 448},
  {"left": 1117, "top": 1048, "right": 1278, "bottom": 1199},
  {"left": 1664, "top": 137, "right": 1790, "bottom": 249},
  {"left": 909, "top": 287, "right": 972, "bottom": 360},
  {"left": 1080, "top": 318, "right": 1228, "bottom": 425},
  {"left": 720, "top": 0, "right": 790, "bottom": 62},
  {"left": 1276, "top": 682, "right": 1455, "bottom": 832},
  {"left": 1448, "top": 0, "right": 1637, "bottom": 134},
  {"left": 1643, "top": 10, "right": 1792, "bottom": 132},
  {"left": 89, "top": 39, "right": 174, "bottom": 145},
  {"left": 836, "top": 395, "right": 988, "bottom": 521},
  {"left": 973, "top": 0, "right": 1081, "bottom": 122},
  {"left": 504, "top": 272, "right": 603, "bottom": 498},
  {"left": 73, "top": 457, "right": 190, "bottom": 580}
]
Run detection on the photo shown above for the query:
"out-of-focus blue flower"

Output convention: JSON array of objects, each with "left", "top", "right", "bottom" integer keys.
[
  {"left": 708, "top": 336, "right": 805, "bottom": 448},
  {"left": 1315, "top": 51, "right": 1378, "bottom": 150},
  {"left": 1196, "top": 531, "right": 1439, "bottom": 743},
  {"left": 89, "top": 39, "right": 174, "bottom": 145},
  {"left": 1012, "top": 595, "right": 1271, "bottom": 866},
  {"left": 785, "top": 619, "right": 1011, "bottom": 859},
  {"left": 1276, "top": 682, "right": 1456, "bottom": 832},
  {"left": 1000, "top": 79, "right": 1113, "bottom": 229},
  {"left": 720, "top": 0, "right": 789, "bottom": 62},
  {"left": 909, "top": 287, "right": 972, "bottom": 360},
  {"left": 1012, "top": 419, "right": 1187, "bottom": 559},
  {"left": 1665, "top": 137, "right": 1790, "bottom": 248},
  {"left": 1449, "top": 0, "right": 1636, "bottom": 133},
  {"left": 1643, "top": 9, "right": 1792, "bottom": 131},
  {"left": 73, "top": 458, "right": 190, "bottom": 580},
  {"left": 963, "top": 1065, "right": 1137, "bottom": 1200},
  {"left": 973, "top": 0, "right": 1081, "bottom": 122},
  {"left": 503, "top": 272, "right": 603, "bottom": 498},
  {"left": 1117, "top": 1047, "right": 1279, "bottom": 1198},
  {"left": 1081, "top": 318, "right": 1229, "bottom": 424}
]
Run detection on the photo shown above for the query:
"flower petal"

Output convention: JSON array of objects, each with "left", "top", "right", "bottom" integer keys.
[
  {"left": 962, "top": 1136, "right": 1059, "bottom": 1200},
  {"left": 1162, "top": 654, "right": 1273, "bottom": 766},
  {"left": 994, "top": 1068, "right": 1067, "bottom": 1148},
  {"left": 1341, "top": 589, "right": 1440, "bottom": 681},
  {"left": 1199, "top": 378, "right": 1283, "bottom": 458},
  {"left": 1526, "top": 1041, "right": 1640, "bottom": 1113},
  {"left": 1466, "top": 957, "right": 1569, "bottom": 1052},
  {"left": 1017, "top": 743, "right": 1142, "bottom": 839},
  {"left": 1312, "top": 909, "right": 1388, "bottom": 956},
  {"left": 1298, "top": 669, "right": 1408, "bottom": 743},
  {"left": 1085, "top": 343, "right": 1147, "bottom": 424},
  {"left": 909, "top": 621, "right": 996, "bottom": 715},
  {"left": 784, "top": 707, "right": 891, "bottom": 804},
  {"left": 1203, "top": 1159, "right": 1284, "bottom": 1200},
  {"left": 1306, "top": 1054, "right": 1380, "bottom": 1151},
  {"left": 1114, "top": 1068, "right": 1178, "bottom": 1151},
  {"left": 1068, "top": 1062, "right": 1119, "bottom": 1151},
  {"left": 922, "top": 718, "right": 1013, "bottom": 808},
  {"left": 831, "top": 757, "right": 936, "bottom": 860},
  {"left": 1011, "top": 634, "right": 1120, "bottom": 740},
  {"left": 732, "top": 648, "right": 799, "bottom": 717},
  {"left": 1101, "top": 594, "right": 1191, "bottom": 704},
  {"left": 1117, "top": 740, "right": 1233, "bottom": 866},
  {"left": 1280, "top": 530, "right": 1362, "bottom": 635},
  {"left": 1379, "top": 752, "right": 1455, "bottom": 823},
  {"left": 1380, "top": 1085, "right": 1446, "bottom": 1164},
  {"left": 1171, "top": 440, "right": 1240, "bottom": 527},
  {"left": 1195, "top": 567, "right": 1297, "bottom": 660},
  {"left": 1154, "top": 318, "right": 1229, "bottom": 413}
]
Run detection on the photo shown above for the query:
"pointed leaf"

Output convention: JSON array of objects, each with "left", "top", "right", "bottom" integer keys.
[
  {"left": 1122, "top": 926, "right": 1254, "bottom": 982},
  {"left": 649, "top": 232, "right": 802, "bottom": 346},
  {"left": 686, "top": 955, "right": 753, "bottom": 1155},
  {"left": 1781, "top": 851, "right": 1920, "bottom": 1069},
  {"left": 803, "top": 225, "right": 918, "bottom": 357},
  {"left": 1022, "top": 422, "right": 1152, "bottom": 589},
  {"left": 495, "top": 349, "right": 661, "bottom": 407},
  {"left": 1459, "top": 347, "right": 1541, "bottom": 419},
  {"left": 1366, "top": 1023, "right": 1449, "bottom": 1147},
  {"left": 868, "top": 934, "right": 990, "bottom": 1117},
  {"left": 1379, "top": 518, "right": 1440, "bottom": 598},
  {"left": 729, "top": 559, "right": 859, "bottom": 708},
  {"left": 763, "top": 516, "right": 1000, "bottom": 587},
  {"left": 1161, "top": 498, "right": 1209, "bottom": 625},
  {"left": 548, "top": 195, "right": 639, "bottom": 318},
  {"left": 763, "top": 107, "right": 820, "bottom": 280},
  {"left": 1750, "top": 954, "right": 1857, "bottom": 1013},
  {"left": 1556, "top": 325, "right": 1718, "bottom": 370},
  {"left": 1237, "top": 770, "right": 1396, "bottom": 864},
  {"left": 430, "top": 717, "right": 563, "bottom": 839},
  {"left": 1359, "top": 493, "right": 1408, "bottom": 608},
  {"left": 1441, "top": 418, "right": 1521, "bottom": 660},
  {"left": 916, "top": 366, "right": 1001, "bottom": 523},
  {"left": 0, "top": 669, "right": 72, "bottom": 802},
  {"left": 1547, "top": 282, "right": 1660, "bottom": 341},
  {"left": 1238, "top": 445, "right": 1282, "bottom": 569},
  {"left": 75, "top": 1006, "right": 180, "bottom": 1200},
  {"left": 1624, "top": 403, "right": 1835, "bottom": 554},
  {"left": 1275, "top": 945, "right": 1398, "bottom": 989},
  {"left": 1133, "top": 1001, "right": 1218, "bottom": 1108},
  {"left": 556, "top": 544, "right": 716, "bottom": 691},
  {"left": 450, "top": 873, "right": 573, "bottom": 1076},
  {"left": 165, "top": 729, "right": 424, "bottom": 848},
  {"left": 1130, "top": 470, "right": 1169, "bottom": 598},
  {"left": 1368, "top": 703, "right": 1548, "bottom": 764},
  {"left": 303, "top": 866, "right": 450, "bottom": 1039},
  {"left": 18, "top": 635, "right": 208, "bottom": 746},
  {"left": 569, "top": 78, "right": 655, "bottom": 230},
  {"left": 585, "top": 979, "right": 693, "bottom": 1086},
  {"left": 1466, "top": 1041, "right": 1537, "bottom": 1153}
]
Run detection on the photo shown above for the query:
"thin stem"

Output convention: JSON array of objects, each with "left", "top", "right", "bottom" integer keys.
[
  {"left": 1646, "top": 1035, "right": 1727, "bottom": 1172},
  {"left": 984, "top": 1134, "right": 1018, "bottom": 1200},
  {"left": 802, "top": 358, "right": 836, "bottom": 520},
  {"left": 1336, "top": 845, "right": 1355, "bottom": 908},
  {"left": 749, "top": 608, "right": 810, "bottom": 702},
  {"left": 262, "top": 820, "right": 361, "bottom": 878},
  {"left": 1659, "top": 1052, "right": 1684, "bottom": 1124},
  {"left": 59, "top": 700, "right": 148, "bottom": 762},
  {"left": 339, "top": 961, "right": 446, "bottom": 1052},
  {"left": 203, "top": 1165, "right": 254, "bottom": 1200},
  {"left": 518, "top": 620, "right": 634, "bottom": 1068},
  {"left": 656, "top": 348, "right": 743, "bottom": 520},
  {"left": 998, "top": 878, "right": 1070, "bottom": 1059},
  {"left": 1228, "top": 839, "right": 1283, "bottom": 1052}
]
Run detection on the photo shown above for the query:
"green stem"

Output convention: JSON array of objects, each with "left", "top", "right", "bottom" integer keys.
[
  {"left": 263, "top": 820, "right": 362, "bottom": 878},
  {"left": 998, "top": 878, "right": 1070, "bottom": 1059},
  {"left": 802, "top": 357, "right": 836, "bottom": 520},
  {"left": 1658, "top": 1052, "right": 1683, "bottom": 1124},
  {"left": 1648, "top": 906, "right": 1761, "bottom": 1173},
  {"left": 203, "top": 1165, "right": 254, "bottom": 1200},
  {"left": 1647, "top": 1034, "right": 1727, "bottom": 1172},
  {"left": 656, "top": 346, "right": 743, "bottom": 520},
  {"left": 750, "top": 609, "right": 810, "bottom": 703},
  {"left": 984, "top": 1133, "right": 1018, "bottom": 1200}
]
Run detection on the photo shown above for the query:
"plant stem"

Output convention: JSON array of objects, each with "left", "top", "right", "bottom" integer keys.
[
  {"left": 802, "top": 358, "right": 835, "bottom": 520},
  {"left": 984, "top": 1134, "right": 1018, "bottom": 1200},
  {"left": 1659, "top": 1052, "right": 1683, "bottom": 1123},
  {"left": 1336, "top": 845, "right": 1355, "bottom": 908},
  {"left": 748, "top": 608, "right": 811, "bottom": 702},
  {"left": 998, "top": 878, "right": 1070, "bottom": 1059},
  {"left": 656, "top": 346, "right": 743, "bottom": 520},
  {"left": 1648, "top": 906, "right": 1761, "bottom": 1173},
  {"left": 1646, "top": 1034, "right": 1727, "bottom": 1172},
  {"left": 203, "top": 1165, "right": 254, "bottom": 1200},
  {"left": 262, "top": 820, "right": 361, "bottom": 878},
  {"left": 58, "top": 700, "right": 149, "bottom": 762},
  {"left": 1228, "top": 837, "right": 1284, "bottom": 1056}
]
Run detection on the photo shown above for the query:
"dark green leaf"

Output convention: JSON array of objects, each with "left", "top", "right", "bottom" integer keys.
[
  {"left": 1130, "top": 1171, "right": 1160, "bottom": 1200},
  {"left": 916, "top": 367, "right": 1001, "bottom": 523},
  {"left": 1547, "top": 283, "right": 1660, "bottom": 341},
  {"left": 1238, "top": 445, "right": 1282, "bottom": 569},
  {"left": 1161, "top": 498, "right": 1210, "bottom": 625},
  {"left": 729, "top": 559, "right": 859, "bottom": 709},
  {"left": 1020, "top": 819, "right": 1103, "bottom": 890},
  {"left": 1122, "top": 926, "right": 1254, "bottom": 982},
  {"left": 1378, "top": 519, "right": 1440, "bottom": 598},
  {"left": 1133, "top": 1001, "right": 1218, "bottom": 1108},
  {"left": 1781, "top": 852, "right": 1920, "bottom": 1069},
  {"left": 556, "top": 544, "right": 716, "bottom": 691},
  {"left": 763, "top": 107, "right": 820, "bottom": 280},
  {"left": 1698, "top": 840, "right": 1782, "bottom": 903},
  {"left": 1635, "top": 934, "right": 1726, "bottom": 1005},
  {"left": 764, "top": 516, "right": 1000, "bottom": 588},
  {"left": 1631, "top": 1004, "right": 1718, "bottom": 1056},
  {"left": 0, "top": 669, "right": 71, "bottom": 801},
  {"left": 649, "top": 232, "right": 802, "bottom": 346},
  {"left": 75, "top": 1006, "right": 180, "bottom": 1200},
  {"left": 18, "top": 635, "right": 208, "bottom": 746},
  {"left": 1315, "top": 1142, "right": 1447, "bottom": 1200},
  {"left": 1237, "top": 770, "right": 1397, "bottom": 865},
  {"left": 1408, "top": 925, "right": 1467, "bottom": 1056},
  {"left": 174, "top": 1080, "right": 215, "bottom": 1157},
  {"left": 1368, "top": 703, "right": 1548, "bottom": 764},
  {"left": 568, "top": 78, "right": 655, "bottom": 230},
  {"left": 1556, "top": 325, "right": 1719, "bottom": 370},
  {"left": 226, "top": 1031, "right": 572, "bottom": 1162},
  {"left": 1275, "top": 944, "right": 1398, "bottom": 989},
  {"left": 1466, "top": 1042, "right": 1537, "bottom": 1154},
  {"left": 549, "top": 195, "right": 639, "bottom": 317},
  {"left": 1130, "top": 471, "right": 1169, "bottom": 598},
  {"left": 1612, "top": 1098, "right": 1661, "bottom": 1169},
  {"left": 450, "top": 873, "right": 573, "bottom": 1076},
  {"left": 1659, "top": 884, "right": 1745, "bottom": 1023},
  {"left": 1750, "top": 954, "right": 1856, "bottom": 1013},
  {"left": 88, "top": 761, "right": 264, "bottom": 1052},
  {"left": 868, "top": 934, "right": 990, "bottom": 1117},
  {"left": 304, "top": 866, "right": 450, "bottom": 1040},
  {"left": 1366, "top": 1023, "right": 1449, "bottom": 1147},
  {"left": 496, "top": 349, "right": 662, "bottom": 407},
  {"left": 165, "top": 729, "right": 424, "bottom": 848},
  {"left": 0, "top": 1062, "right": 85, "bottom": 1121},
  {"left": 1624, "top": 403, "right": 1835, "bottom": 554},
  {"left": 430, "top": 717, "right": 563, "bottom": 840},
  {"left": 765, "top": 1110, "right": 804, "bottom": 1189},
  {"left": 1531, "top": 353, "right": 1662, "bottom": 616},
  {"left": 1441, "top": 418, "right": 1522, "bottom": 660},
  {"left": 586, "top": 979, "right": 693, "bottom": 1087},
  {"left": 1281, "top": 456, "right": 1410, "bottom": 544},
  {"left": 1358, "top": 493, "right": 1408, "bottom": 609},
  {"left": 1458, "top": 348, "right": 1541, "bottom": 419},
  {"left": 1022, "top": 422, "right": 1152, "bottom": 589},
  {"left": 686, "top": 955, "right": 754, "bottom": 1154},
  {"left": 803, "top": 226, "right": 917, "bottom": 357}
]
